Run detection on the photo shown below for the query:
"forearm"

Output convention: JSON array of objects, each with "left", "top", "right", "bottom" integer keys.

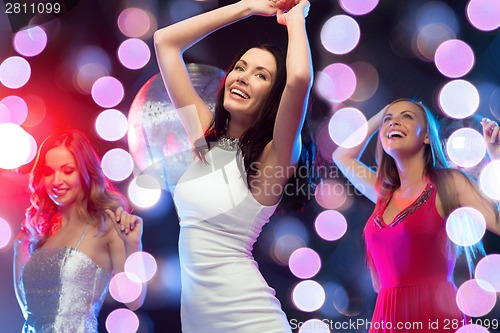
[
  {"left": 154, "top": 2, "right": 252, "bottom": 53},
  {"left": 332, "top": 107, "right": 384, "bottom": 163},
  {"left": 285, "top": 15, "right": 312, "bottom": 87},
  {"left": 124, "top": 241, "right": 142, "bottom": 258}
]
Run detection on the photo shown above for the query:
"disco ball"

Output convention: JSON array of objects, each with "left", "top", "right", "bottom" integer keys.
[{"left": 128, "top": 63, "right": 225, "bottom": 191}]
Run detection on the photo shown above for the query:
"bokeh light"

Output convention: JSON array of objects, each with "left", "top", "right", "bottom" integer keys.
[
  {"left": 490, "top": 87, "right": 500, "bottom": 120},
  {"left": 0, "top": 56, "right": 31, "bottom": 89},
  {"left": 456, "top": 279, "right": 496, "bottom": 317},
  {"left": 74, "top": 46, "right": 111, "bottom": 94},
  {"left": 467, "top": 0, "right": 500, "bottom": 32},
  {"left": 416, "top": 2, "right": 458, "bottom": 32},
  {"left": 125, "top": 251, "right": 158, "bottom": 283},
  {"left": 315, "top": 210, "right": 348, "bottom": 241},
  {"left": 22, "top": 94, "right": 46, "bottom": 127},
  {"left": 0, "top": 95, "right": 28, "bottom": 125},
  {"left": 475, "top": 254, "right": 500, "bottom": 292},
  {"left": 128, "top": 175, "right": 162, "bottom": 208},
  {"left": 314, "top": 179, "right": 349, "bottom": 211},
  {"left": 101, "top": 148, "right": 134, "bottom": 181},
  {"left": 0, "top": 217, "right": 12, "bottom": 249},
  {"left": 332, "top": 284, "right": 350, "bottom": 315},
  {"left": 24, "top": 132, "right": 38, "bottom": 165},
  {"left": 320, "top": 15, "right": 360, "bottom": 55},
  {"left": 446, "top": 207, "right": 486, "bottom": 247},
  {"left": 95, "top": 109, "right": 128, "bottom": 141},
  {"left": 349, "top": 62, "right": 379, "bottom": 102},
  {"left": 105, "top": 308, "right": 140, "bottom": 333},
  {"left": 118, "top": 38, "right": 151, "bottom": 70},
  {"left": 445, "top": 128, "right": 486, "bottom": 168},
  {"left": 315, "top": 121, "right": 337, "bottom": 162},
  {"left": 456, "top": 324, "right": 490, "bottom": 333},
  {"left": 434, "top": 39, "right": 475, "bottom": 78},
  {"left": 288, "top": 247, "right": 321, "bottom": 279},
  {"left": 272, "top": 217, "right": 309, "bottom": 265},
  {"left": 438, "top": 80, "right": 479, "bottom": 119},
  {"left": 0, "top": 103, "right": 9, "bottom": 123},
  {"left": 328, "top": 107, "right": 368, "bottom": 148},
  {"left": 109, "top": 271, "right": 143, "bottom": 304},
  {"left": 479, "top": 160, "right": 500, "bottom": 200},
  {"left": 273, "top": 235, "right": 306, "bottom": 266},
  {"left": 117, "top": 7, "right": 151, "bottom": 38},
  {"left": 315, "top": 63, "right": 356, "bottom": 103},
  {"left": 13, "top": 25, "right": 47, "bottom": 57},
  {"left": 339, "top": 0, "right": 379, "bottom": 16},
  {"left": 297, "top": 319, "right": 331, "bottom": 333},
  {"left": 91, "top": 76, "right": 124, "bottom": 108},
  {"left": 292, "top": 280, "right": 326, "bottom": 312},
  {"left": 0, "top": 123, "right": 32, "bottom": 169},
  {"left": 415, "top": 23, "right": 456, "bottom": 62}
]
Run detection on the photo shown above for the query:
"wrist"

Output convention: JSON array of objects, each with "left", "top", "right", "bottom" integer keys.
[
  {"left": 125, "top": 241, "right": 142, "bottom": 254},
  {"left": 236, "top": 1, "right": 254, "bottom": 17}
]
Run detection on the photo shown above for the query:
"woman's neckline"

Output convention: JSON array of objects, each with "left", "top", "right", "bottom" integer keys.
[{"left": 217, "top": 134, "right": 240, "bottom": 151}]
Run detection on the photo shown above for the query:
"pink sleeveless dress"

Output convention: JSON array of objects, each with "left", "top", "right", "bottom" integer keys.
[{"left": 364, "top": 183, "right": 468, "bottom": 332}]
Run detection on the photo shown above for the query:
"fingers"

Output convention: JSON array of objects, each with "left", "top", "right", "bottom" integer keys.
[
  {"left": 482, "top": 118, "right": 500, "bottom": 144},
  {"left": 109, "top": 207, "right": 143, "bottom": 235}
]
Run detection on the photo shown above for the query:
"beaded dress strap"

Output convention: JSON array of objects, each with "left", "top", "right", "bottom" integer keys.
[{"left": 74, "top": 224, "right": 90, "bottom": 249}]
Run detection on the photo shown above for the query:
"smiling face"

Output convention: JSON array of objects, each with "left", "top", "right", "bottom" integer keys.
[
  {"left": 43, "top": 145, "right": 83, "bottom": 209},
  {"left": 223, "top": 48, "right": 277, "bottom": 123},
  {"left": 379, "top": 100, "right": 430, "bottom": 157}
]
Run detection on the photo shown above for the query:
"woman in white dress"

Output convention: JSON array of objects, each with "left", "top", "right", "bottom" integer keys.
[{"left": 154, "top": 0, "right": 315, "bottom": 332}]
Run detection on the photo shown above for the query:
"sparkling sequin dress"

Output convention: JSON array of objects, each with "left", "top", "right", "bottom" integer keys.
[
  {"left": 364, "top": 183, "right": 467, "bottom": 332},
  {"left": 20, "top": 225, "right": 111, "bottom": 333},
  {"left": 173, "top": 142, "right": 291, "bottom": 333}
]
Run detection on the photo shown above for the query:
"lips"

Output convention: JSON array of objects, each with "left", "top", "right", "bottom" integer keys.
[
  {"left": 52, "top": 188, "right": 69, "bottom": 197},
  {"left": 230, "top": 88, "right": 250, "bottom": 99},
  {"left": 387, "top": 130, "right": 406, "bottom": 139}
]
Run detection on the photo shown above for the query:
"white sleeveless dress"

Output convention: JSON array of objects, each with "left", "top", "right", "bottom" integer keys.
[{"left": 173, "top": 144, "right": 291, "bottom": 333}]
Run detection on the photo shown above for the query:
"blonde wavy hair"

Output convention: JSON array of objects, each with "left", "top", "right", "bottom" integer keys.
[{"left": 21, "top": 129, "right": 127, "bottom": 249}]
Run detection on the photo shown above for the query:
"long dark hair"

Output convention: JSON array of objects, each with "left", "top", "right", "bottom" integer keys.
[
  {"left": 21, "top": 129, "right": 127, "bottom": 248},
  {"left": 195, "top": 44, "right": 318, "bottom": 211}
]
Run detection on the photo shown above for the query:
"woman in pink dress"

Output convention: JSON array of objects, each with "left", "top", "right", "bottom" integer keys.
[{"left": 332, "top": 98, "right": 500, "bottom": 332}]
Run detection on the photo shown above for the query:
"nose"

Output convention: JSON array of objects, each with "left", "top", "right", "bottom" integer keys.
[
  {"left": 389, "top": 118, "right": 400, "bottom": 127},
  {"left": 53, "top": 171, "right": 64, "bottom": 185},
  {"left": 236, "top": 74, "right": 248, "bottom": 85}
]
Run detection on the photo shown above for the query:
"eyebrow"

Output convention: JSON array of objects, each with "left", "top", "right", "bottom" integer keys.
[
  {"left": 384, "top": 110, "right": 416, "bottom": 117},
  {"left": 237, "top": 59, "right": 274, "bottom": 78},
  {"left": 44, "top": 163, "right": 76, "bottom": 170}
]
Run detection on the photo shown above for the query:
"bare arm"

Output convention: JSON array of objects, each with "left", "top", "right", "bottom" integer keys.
[
  {"left": 154, "top": 0, "right": 278, "bottom": 144},
  {"left": 106, "top": 208, "right": 146, "bottom": 310},
  {"left": 332, "top": 106, "right": 388, "bottom": 203},
  {"left": 450, "top": 171, "right": 500, "bottom": 235},
  {"left": 248, "top": 0, "right": 313, "bottom": 205},
  {"left": 452, "top": 119, "right": 500, "bottom": 235},
  {"left": 271, "top": 0, "right": 313, "bottom": 166},
  {"left": 13, "top": 232, "right": 30, "bottom": 319}
]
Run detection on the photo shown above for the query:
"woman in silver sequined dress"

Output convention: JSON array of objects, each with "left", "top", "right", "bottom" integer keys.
[
  {"left": 154, "top": 0, "right": 317, "bottom": 332},
  {"left": 13, "top": 129, "right": 145, "bottom": 333}
]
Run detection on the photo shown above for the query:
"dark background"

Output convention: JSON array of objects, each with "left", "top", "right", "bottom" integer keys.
[{"left": 1, "top": 0, "right": 499, "bottom": 332}]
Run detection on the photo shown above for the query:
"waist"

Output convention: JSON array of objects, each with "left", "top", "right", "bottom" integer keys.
[{"left": 380, "top": 277, "right": 455, "bottom": 290}]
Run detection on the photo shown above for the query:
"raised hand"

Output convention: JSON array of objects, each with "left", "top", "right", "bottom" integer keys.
[
  {"left": 481, "top": 118, "right": 500, "bottom": 160},
  {"left": 276, "top": 0, "right": 310, "bottom": 26},
  {"left": 275, "top": 0, "right": 297, "bottom": 12},
  {"left": 241, "top": 0, "right": 279, "bottom": 17},
  {"left": 105, "top": 207, "right": 143, "bottom": 245}
]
